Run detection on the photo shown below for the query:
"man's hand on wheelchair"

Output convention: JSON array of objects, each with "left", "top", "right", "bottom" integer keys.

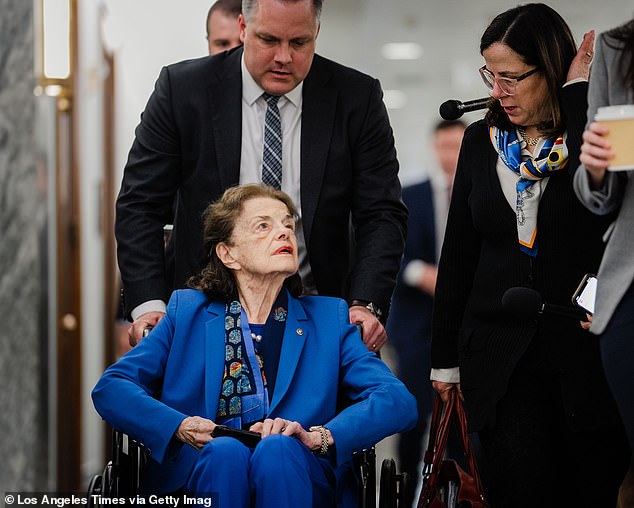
[
  {"left": 128, "top": 311, "right": 165, "bottom": 347},
  {"left": 349, "top": 307, "right": 387, "bottom": 352}
]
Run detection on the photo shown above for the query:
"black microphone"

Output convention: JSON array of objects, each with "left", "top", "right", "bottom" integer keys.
[
  {"left": 501, "top": 287, "right": 587, "bottom": 321},
  {"left": 439, "top": 97, "right": 490, "bottom": 120}
]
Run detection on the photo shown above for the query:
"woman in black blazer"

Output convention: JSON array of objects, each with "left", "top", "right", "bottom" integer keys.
[{"left": 430, "top": 4, "right": 628, "bottom": 507}]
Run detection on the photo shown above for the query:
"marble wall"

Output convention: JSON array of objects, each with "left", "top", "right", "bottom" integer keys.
[{"left": 0, "top": 0, "right": 49, "bottom": 492}]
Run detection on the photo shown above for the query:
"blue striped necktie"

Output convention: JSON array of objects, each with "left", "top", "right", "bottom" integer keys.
[{"left": 261, "top": 93, "right": 282, "bottom": 189}]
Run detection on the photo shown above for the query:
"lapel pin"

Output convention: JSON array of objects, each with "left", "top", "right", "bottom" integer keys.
[{"left": 296, "top": 328, "right": 304, "bottom": 335}]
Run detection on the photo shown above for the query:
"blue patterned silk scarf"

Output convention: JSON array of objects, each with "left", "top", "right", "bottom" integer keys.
[
  {"left": 490, "top": 126, "right": 568, "bottom": 256},
  {"left": 217, "top": 293, "right": 288, "bottom": 428},
  {"left": 217, "top": 300, "right": 257, "bottom": 420}
]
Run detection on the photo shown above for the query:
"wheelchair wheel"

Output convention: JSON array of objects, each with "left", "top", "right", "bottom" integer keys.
[
  {"left": 86, "top": 474, "right": 102, "bottom": 508},
  {"left": 397, "top": 471, "right": 412, "bottom": 508},
  {"left": 379, "top": 458, "right": 398, "bottom": 508}
]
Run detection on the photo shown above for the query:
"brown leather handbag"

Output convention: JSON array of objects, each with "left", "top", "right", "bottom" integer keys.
[{"left": 417, "top": 389, "right": 488, "bottom": 508}]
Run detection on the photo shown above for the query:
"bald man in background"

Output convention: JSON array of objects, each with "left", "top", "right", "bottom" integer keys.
[{"left": 206, "top": 0, "right": 242, "bottom": 55}]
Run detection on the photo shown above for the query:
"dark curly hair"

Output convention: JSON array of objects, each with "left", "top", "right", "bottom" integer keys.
[
  {"left": 480, "top": 3, "right": 577, "bottom": 137},
  {"left": 187, "top": 184, "right": 303, "bottom": 300}
]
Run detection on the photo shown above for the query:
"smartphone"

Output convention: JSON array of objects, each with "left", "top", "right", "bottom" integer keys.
[
  {"left": 571, "top": 273, "right": 597, "bottom": 315},
  {"left": 211, "top": 425, "right": 261, "bottom": 447}
]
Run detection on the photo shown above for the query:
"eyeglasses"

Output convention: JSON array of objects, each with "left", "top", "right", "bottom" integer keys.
[{"left": 479, "top": 66, "right": 540, "bottom": 96}]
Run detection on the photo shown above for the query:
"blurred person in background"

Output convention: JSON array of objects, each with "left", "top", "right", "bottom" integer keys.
[
  {"left": 386, "top": 119, "right": 465, "bottom": 494},
  {"left": 206, "top": 0, "right": 242, "bottom": 55}
]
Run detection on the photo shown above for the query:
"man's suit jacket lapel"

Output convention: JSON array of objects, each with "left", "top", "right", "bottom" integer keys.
[
  {"left": 269, "top": 296, "right": 309, "bottom": 414},
  {"left": 208, "top": 49, "right": 243, "bottom": 191},
  {"left": 300, "top": 55, "right": 338, "bottom": 245}
]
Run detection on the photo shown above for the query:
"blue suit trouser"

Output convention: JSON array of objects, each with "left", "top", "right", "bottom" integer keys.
[{"left": 185, "top": 435, "right": 336, "bottom": 508}]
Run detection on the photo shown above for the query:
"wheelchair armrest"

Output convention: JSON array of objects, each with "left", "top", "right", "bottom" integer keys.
[
  {"left": 110, "top": 429, "right": 149, "bottom": 497},
  {"left": 354, "top": 448, "right": 377, "bottom": 508}
]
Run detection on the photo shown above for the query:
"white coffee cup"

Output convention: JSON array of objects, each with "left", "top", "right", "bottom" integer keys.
[{"left": 595, "top": 105, "right": 634, "bottom": 171}]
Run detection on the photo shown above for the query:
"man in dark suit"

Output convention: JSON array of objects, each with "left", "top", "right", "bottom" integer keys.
[
  {"left": 386, "top": 119, "right": 465, "bottom": 486},
  {"left": 116, "top": 0, "right": 407, "bottom": 347}
]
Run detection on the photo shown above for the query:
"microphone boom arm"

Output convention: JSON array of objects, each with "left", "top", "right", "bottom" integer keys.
[{"left": 439, "top": 97, "right": 490, "bottom": 120}]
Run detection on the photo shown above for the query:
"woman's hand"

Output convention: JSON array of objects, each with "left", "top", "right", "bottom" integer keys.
[
  {"left": 432, "top": 381, "right": 462, "bottom": 403},
  {"left": 580, "top": 122, "right": 613, "bottom": 188},
  {"left": 580, "top": 313, "right": 593, "bottom": 330},
  {"left": 567, "top": 30, "right": 595, "bottom": 82},
  {"left": 175, "top": 416, "right": 216, "bottom": 450},
  {"left": 250, "top": 417, "right": 296, "bottom": 438},
  {"left": 250, "top": 418, "right": 330, "bottom": 453}
]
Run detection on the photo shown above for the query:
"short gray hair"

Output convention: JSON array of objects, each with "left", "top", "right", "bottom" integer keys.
[{"left": 241, "top": 0, "right": 322, "bottom": 23}]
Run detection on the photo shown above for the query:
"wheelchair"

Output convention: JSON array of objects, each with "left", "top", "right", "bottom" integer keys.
[{"left": 87, "top": 428, "right": 411, "bottom": 508}]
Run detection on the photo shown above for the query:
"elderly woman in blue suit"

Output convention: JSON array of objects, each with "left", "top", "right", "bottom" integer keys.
[{"left": 92, "top": 183, "right": 416, "bottom": 508}]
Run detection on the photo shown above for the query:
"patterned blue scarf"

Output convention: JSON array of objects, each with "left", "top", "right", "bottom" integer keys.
[
  {"left": 218, "top": 300, "right": 254, "bottom": 418},
  {"left": 217, "top": 293, "right": 288, "bottom": 423},
  {"left": 490, "top": 126, "right": 568, "bottom": 256}
]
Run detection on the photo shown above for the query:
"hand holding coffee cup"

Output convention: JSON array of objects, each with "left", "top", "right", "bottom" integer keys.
[
  {"left": 594, "top": 105, "right": 634, "bottom": 171},
  {"left": 580, "top": 122, "right": 614, "bottom": 187}
]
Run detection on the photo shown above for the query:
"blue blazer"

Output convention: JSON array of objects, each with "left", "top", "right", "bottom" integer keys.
[{"left": 92, "top": 290, "right": 417, "bottom": 498}]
